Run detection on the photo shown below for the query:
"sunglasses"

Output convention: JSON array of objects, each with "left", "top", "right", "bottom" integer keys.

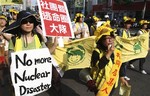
[{"left": 21, "top": 18, "right": 34, "bottom": 24}]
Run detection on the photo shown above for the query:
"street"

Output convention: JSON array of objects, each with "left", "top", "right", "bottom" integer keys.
[
  {"left": 61, "top": 52, "right": 150, "bottom": 96},
  {"left": 1, "top": 53, "right": 150, "bottom": 96}
]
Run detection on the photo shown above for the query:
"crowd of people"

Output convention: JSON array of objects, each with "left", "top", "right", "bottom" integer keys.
[
  {"left": 74, "top": 13, "right": 150, "bottom": 96},
  {"left": 0, "top": 6, "right": 149, "bottom": 96}
]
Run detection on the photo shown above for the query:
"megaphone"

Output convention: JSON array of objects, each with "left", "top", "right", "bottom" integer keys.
[{"left": 79, "top": 68, "right": 92, "bottom": 83}]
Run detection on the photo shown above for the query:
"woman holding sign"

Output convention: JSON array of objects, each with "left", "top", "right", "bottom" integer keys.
[{"left": 3, "top": 11, "right": 61, "bottom": 96}]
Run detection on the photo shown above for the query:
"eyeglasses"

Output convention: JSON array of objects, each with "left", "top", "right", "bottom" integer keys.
[{"left": 21, "top": 18, "right": 34, "bottom": 24}]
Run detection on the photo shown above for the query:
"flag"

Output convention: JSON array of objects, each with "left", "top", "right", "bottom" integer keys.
[
  {"left": 51, "top": 33, "right": 149, "bottom": 73},
  {"left": 115, "top": 33, "right": 149, "bottom": 63},
  {"left": 51, "top": 36, "right": 96, "bottom": 71},
  {"left": 0, "top": 0, "right": 23, "bottom": 5}
]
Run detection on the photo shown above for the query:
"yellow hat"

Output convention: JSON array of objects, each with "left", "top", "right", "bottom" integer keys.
[
  {"left": 92, "top": 16, "right": 101, "bottom": 22},
  {"left": 9, "top": 9, "right": 19, "bottom": 14},
  {"left": 75, "top": 13, "right": 84, "bottom": 18},
  {"left": 102, "top": 20, "right": 111, "bottom": 27},
  {"left": 139, "top": 20, "right": 150, "bottom": 25},
  {"left": 95, "top": 26, "right": 114, "bottom": 43},
  {"left": 0, "top": 15, "right": 7, "bottom": 21},
  {"left": 74, "top": 13, "right": 85, "bottom": 22},
  {"left": 123, "top": 16, "right": 136, "bottom": 23}
]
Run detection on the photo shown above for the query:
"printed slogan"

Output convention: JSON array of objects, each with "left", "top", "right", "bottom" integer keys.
[
  {"left": 10, "top": 48, "right": 54, "bottom": 96},
  {"left": 37, "top": 0, "right": 74, "bottom": 37}
]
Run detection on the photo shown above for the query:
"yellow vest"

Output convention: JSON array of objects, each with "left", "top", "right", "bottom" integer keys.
[
  {"left": 14, "top": 34, "right": 41, "bottom": 52},
  {"left": 140, "top": 29, "right": 148, "bottom": 33},
  {"left": 122, "top": 29, "right": 131, "bottom": 38},
  {"left": 90, "top": 48, "right": 122, "bottom": 96}
]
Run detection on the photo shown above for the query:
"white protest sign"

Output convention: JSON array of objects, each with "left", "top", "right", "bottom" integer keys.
[{"left": 10, "top": 48, "right": 53, "bottom": 96}]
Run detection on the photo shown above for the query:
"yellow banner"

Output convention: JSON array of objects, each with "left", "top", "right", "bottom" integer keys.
[
  {"left": 51, "top": 33, "right": 149, "bottom": 72},
  {"left": 0, "top": 0, "right": 23, "bottom": 5},
  {"left": 52, "top": 36, "right": 96, "bottom": 71},
  {"left": 115, "top": 32, "right": 149, "bottom": 63}
]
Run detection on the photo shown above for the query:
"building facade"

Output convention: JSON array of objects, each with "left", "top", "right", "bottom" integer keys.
[{"left": 92, "top": 0, "right": 150, "bottom": 20}]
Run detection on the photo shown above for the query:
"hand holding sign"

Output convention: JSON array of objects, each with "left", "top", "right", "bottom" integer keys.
[{"left": 10, "top": 48, "right": 55, "bottom": 96}]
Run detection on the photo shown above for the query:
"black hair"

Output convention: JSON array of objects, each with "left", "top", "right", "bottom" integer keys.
[
  {"left": 96, "top": 35, "right": 107, "bottom": 51},
  {"left": 140, "top": 23, "right": 149, "bottom": 29},
  {"left": 124, "top": 20, "right": 133, "bottom": 25},
  {"left": 96, "top": 32, "right": 114, "bottom": 51},
  {"left": 75, "top": 16, "right": 83, "bottom": 23}
]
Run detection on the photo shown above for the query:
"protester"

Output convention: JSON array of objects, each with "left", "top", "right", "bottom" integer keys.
[
  {"left": 104, "top": 14, "right": 110, "bottom": 21},
  {"left": 90, "top": 16, "right": 101, "bottom": 36},
  {"left": 73, "top": 13, "right": 90, "bottom": 39},
  {"left": 0, "top": 14, "right": 9, "bottom": 86},
  {"left": 128, "top": 20, "right": 150, "bottom": 74},
  {"left": 88, "top": 26, "right": 128, "bottom": 96},
  {"left": 9, "top": 8, "right": 19, "bottom": 25},
  {"left": 3, "top": 10, "right": 61, "bottom": 96},
  {"left": 0, "top": 14, "right": 14, "bottom": 41},
  {"left": 116, "top": 16, "right": 135, "bottom": 81},
  {"left": 0, "top": 14, "right": 8, "bottom": 32}
]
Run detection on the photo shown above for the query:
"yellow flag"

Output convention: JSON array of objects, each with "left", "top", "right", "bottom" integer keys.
[
  {"left": 115, "top": 32, "right": 149, "bottom": 63},
  {"left": 51, "top": 33, "right": 149, "bottom": 72},
  {"left": 0, "top": 0, "right": 23, "bottom": 5},
  {"left": 52, "top": 36, "right": 96, "bottom": 71}
]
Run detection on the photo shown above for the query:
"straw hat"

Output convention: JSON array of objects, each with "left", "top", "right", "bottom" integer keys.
[
  {"left": 95, "top": 26, "right": 114, "bottom": 43},
  {"left": 92, "top": 16, "right": 101, "bottom": 22},
  {"left": 0, "top": 14, "right": 7, "bottom": 21},
  {"left": 123, "top": 16, "right": 136, "bottom": 24},
  {"left": 9, "top": 9, "right": 19, "bottom": 14},
  {"left": 74, "top": 13, "right": 85, "bottom": 22},
  {"left": 139, "top": 20, "right": 150, "bottom": 25}
]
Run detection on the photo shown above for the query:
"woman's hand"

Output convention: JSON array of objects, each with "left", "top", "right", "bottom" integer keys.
[
  {"left": 87, "top": 80, "right": 98, "bottom": 93},
  {"left": 120, "top": 77, "right": 129, "bottom": 87},
  {"left": 106, "top": 44, "right": 115, "bottom": 59},
  {"left": 36, "top": 25, "right": 43, "bottom": 35}
]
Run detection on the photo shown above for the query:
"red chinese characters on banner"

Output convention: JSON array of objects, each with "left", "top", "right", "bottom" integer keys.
[{"left": 39, "top": 0, "right": 73, "bottom": 37}]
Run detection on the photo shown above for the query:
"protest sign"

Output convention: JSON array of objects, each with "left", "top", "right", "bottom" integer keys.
[
  {"left": 10, "top": 48, "right": 53, "bottom": 96},
  {"left": 37, "top": 0, "right": 74, "bottom": 38}
]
